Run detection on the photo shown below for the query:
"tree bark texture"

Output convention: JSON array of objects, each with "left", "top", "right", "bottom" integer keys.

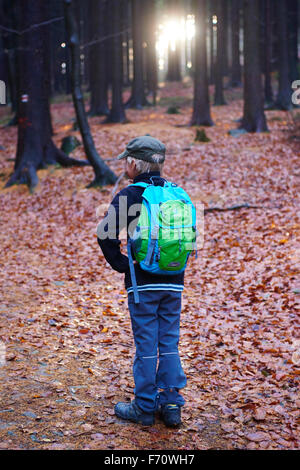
[
  {"left": 105, "top": 0, "right": 127, "bottom": 123},
  {"left": 1, "top": 0, "right": 18, "bottom": 119},
  {"left": 6, "top": 0, "right": 88, "bottom": 191},
  {"left": 209, "top": 0, "right": 216, "bottom": 85},
  {"left": 214, "top": 0, "right": 226, "bottom": 105},
  {"left": 121, "top": 0, "right": 131, "bottom": 87},
  {"left": 240, "top": 0, "right": 268, "bottom": 132},
  {"left": 263, "top": 0, "right": 274, "bottom": 105},
  {"left": 125, "top": 0, "right": 149, "bottom": 109},
  {"left": 89, "top": 0, "right": 109, "bottom": 116},
  {"left": 144, "top": 0, "right": 158, "bottom": 105},
  {"left": 287, "top": 0, "right": 299, "bottom": 83},
  {"left": 64, "top": 0, "right": 117, "bottom": 186},
  {"left": 229, "top": 0, "right": 242, "bottom": 87},
  {"left": 166, "top": 0, "right": 182, "bottom": 82},
  {"left": 191, "top": 0, "right": 214, "bottom": 126},
  {"left": 275, "top": 0, "right": 292, "bottom": 110}
]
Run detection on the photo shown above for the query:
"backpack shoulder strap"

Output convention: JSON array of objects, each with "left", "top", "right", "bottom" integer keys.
[
  {"left": 126, "top": 181, "right": 149, "bottom": 304},
  {"left": 129, "top": 182, "right": 149, "bottom": 189},
  {"left": 127, "top": 239, "right": 139, "bottom": 304}
]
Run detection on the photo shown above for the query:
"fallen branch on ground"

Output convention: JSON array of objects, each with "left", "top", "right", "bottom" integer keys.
[{"left": 204, "top": 203, "right": 263, "bottom": 214}]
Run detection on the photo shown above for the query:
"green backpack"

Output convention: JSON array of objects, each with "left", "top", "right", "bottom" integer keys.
[{"left": 127, "top": 178, "right": 197, "bottom": 302}]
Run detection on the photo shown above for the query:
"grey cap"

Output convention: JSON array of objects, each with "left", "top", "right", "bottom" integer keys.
[{"left": 116, "top": 135, "right": 166, "bottom": 163}]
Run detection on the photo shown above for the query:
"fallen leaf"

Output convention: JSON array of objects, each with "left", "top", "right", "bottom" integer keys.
[
  {"left": 246, "top": 432, "right": 270, "bottom": 442},
  {"left": 253, "top": 408, "right": 266, "bottom": 421}
]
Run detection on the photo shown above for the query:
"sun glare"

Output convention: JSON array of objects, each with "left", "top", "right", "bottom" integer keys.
[{"left": 156, "top": 15, "right": 195, "bottom": 71}]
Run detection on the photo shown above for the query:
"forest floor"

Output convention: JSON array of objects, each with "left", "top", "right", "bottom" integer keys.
[{"left": 0, "top": 80, "right": 299, "bottom": 450}]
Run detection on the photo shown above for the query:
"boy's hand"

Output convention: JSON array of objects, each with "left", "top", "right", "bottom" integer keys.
[{"left": 96, "top": 202, "right": 109, "bottom": 218}]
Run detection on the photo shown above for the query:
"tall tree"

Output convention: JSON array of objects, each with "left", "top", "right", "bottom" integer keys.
[
  {"left": 6, "top": 0, "right": 88, "bottom": 191},
  {"left": 240, "top": 0, "right": 268, "bottom": 132},
  {"left": 166, "top": 0, "right": 182, "bottom": 82},
  {"left": 79, "top": 0, "right": 90, "bottom": 87},
  {"left": 0, "top": 0, "right": 9, "bottom": 99},
  {"left": 275, "top": 0, "right": 292, "bottom": 110},
  {"left": 144, "top": 0, "right": 158, "bottom": 106},
  {"left": 1, "top": 0, "right": 18, "bottom": 123},
  {"left": 106, "top": 0, "right": 127, "bottom": 122},
  {"left": 191, "top": 0, "right": 213, "bottom": 126},
  {"left": 214, "top": 0, "right": 226, "bottom": 105},
  {"left": 122, "top": 0, "right": 131, "bottom": 87},
  {"left": 209, "top": 0, "right": 216, "bottom": 85},
  {"left": 263, "top": 0, "right": 274, "bottom": 105},
  {"left": 287, "top": 0, "right": 299, "bottom": 83},
  {"left": 229, "top": 0, "right": 241, "bottom": 87},
  {"left": 222, "top": 0, "right": 229, "bottom": 77},
  {"left": 126, "top": 0, "right": 148, "bottom": 109},
  {"left": 49, "top": 0, "right": 65, "bottom": 95},
  {"left": 64, "top": 0, "right": 117, "bottom": 186},
  {"left": 89, "top": 0, "right": 109, "bottom": 116}
]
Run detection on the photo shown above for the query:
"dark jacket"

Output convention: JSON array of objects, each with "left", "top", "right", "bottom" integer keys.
[{"left": 97, "top": 171, "right": 184, "bottom": 292}]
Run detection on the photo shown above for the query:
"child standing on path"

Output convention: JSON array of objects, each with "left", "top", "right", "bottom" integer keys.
[{"left": 97, "top": 136, "right": 195, "bottom": 427}]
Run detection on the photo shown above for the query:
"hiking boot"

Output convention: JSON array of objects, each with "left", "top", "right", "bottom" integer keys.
[
  {"left": 114, "top": 400, "right": 155, "bottom": 426},
  {"left": 160, "top": 404, "right": 182, "bottom": 427}
]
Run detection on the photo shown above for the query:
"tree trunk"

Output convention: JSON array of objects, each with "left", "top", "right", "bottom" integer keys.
[
  {"left": 81, "top": 0, "right": 90, "bottom": 87},
  {"left": 50, "top": 0, "right": 65, "bottom": 95},
  {"left": 0, "top": 40, "right": 6, "bottom": 90},
  {"left": 240, "top": 0, "right": 268, "bottom": 132},
  {"left": 229, "top": 0, "right": 242, "bottom": 87},
  {"left": 222, "top": 0, "right": 229, "bottom": 77},
  {"left": 64, "top": 0, "right": 117, "bottom": 186},
  {"left": 65, "top": 50, "right": 72, "bottom": 95},
  {"left": 5, "top": 0, "right": 88, "bottom": 192},
  {"left": 125, "top": 0, "right": 149, "bottom": 109},
  {"left": 191, "top": 0, "right": 214, "bottom": 126},
  {"left": 214, "top": 0, "right": 226, "bottom": 105},
  {"left": 264, "top": 0, "right": 274, "bottom": 105},
  {"left": 166, "top": 0, "right": 182, "bottom": 82},
  {"left": 105, "top": 0, "right": 127, "bottom": 123},
  {"left": 275, "top": 0, "right": 292, "bottom": 110},
  {"left": 89, "top": 0, "right": 109, "bottom": 116},
  {"left": 166, "top": 47, "right": 182, "bottom": 82},
  {"left": 209, "top": 0, "right": 216, "bottom": 85},
  {"left": 0, "top": 1, "right": 9, "bottom": 100},
  {"left": 2, "top": 0, "right": 18, "bottom": 123},
  {"left": 144, "top": 0, "right": 158, "bottom": 106},
  {"left": 122, "top": 0, "right": 131, "bottom": 87},
  {"left": 287, "top": 0, "right": 299, "bottom": 83}
]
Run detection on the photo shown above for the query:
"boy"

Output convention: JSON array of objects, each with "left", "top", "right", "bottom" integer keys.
[{"left": 97, "top": 136, "right": 187, "bottom": 427}]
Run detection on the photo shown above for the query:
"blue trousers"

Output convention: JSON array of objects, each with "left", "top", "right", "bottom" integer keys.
[{"left": 127, "top": 290, "right": 187, "bottom": 413}]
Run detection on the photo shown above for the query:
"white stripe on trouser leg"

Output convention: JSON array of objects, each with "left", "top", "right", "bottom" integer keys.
[
  {"left": 142, "top": 355, "right": 158, "bottom": 359},
  {"left": 159, "top": 352, "right": 178, "bottom": 356}
]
